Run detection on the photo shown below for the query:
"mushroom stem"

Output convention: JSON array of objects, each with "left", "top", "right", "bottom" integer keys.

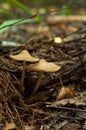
[
  {"left": 31, "top": 72, "right": 43, "bottom": 95},
  {"left": 20, "top": 60, "right": 26, "bottom": 92}
]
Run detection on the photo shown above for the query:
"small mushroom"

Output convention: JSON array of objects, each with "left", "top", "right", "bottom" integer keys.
[
  {"left": 26, "top": 59, "right": 61, "bottom": 96},
  {"left": 57, "top": 77, "right": 75, "bottom": 100},
  {"left": 10, "top": 50, "right": 39, "bottom": 92}
]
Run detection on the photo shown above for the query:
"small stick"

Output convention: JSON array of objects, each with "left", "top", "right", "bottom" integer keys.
[
  {"left": 12, "top": 104, "right": 24, "bottom": 130},
  {"left": 57, "top": 115, "right": 84, "bottom": 120},
  {"left": 49, "top": 105, "right": 86, "bottom": 112},
  {"left": 47, "top": 16, "right": 86, "bottom": 24}
]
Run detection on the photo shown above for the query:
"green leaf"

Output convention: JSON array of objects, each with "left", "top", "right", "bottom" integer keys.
[
  {"left": 6, "top": 0, "right": 32, "bottom": 15},
  {"left": 0, "top": 9, "right": 13, "bottom": 17},
  {"left": 0, "top": 18, "right": 36, "bottom": 33},
  {"left": 59, "top": 5, "right": 71, "bottom": 16}
]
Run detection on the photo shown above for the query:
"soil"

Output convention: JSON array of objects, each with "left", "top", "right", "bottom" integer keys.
[{"left": 0, "top": 15, "right": 86, "bottom": 130}]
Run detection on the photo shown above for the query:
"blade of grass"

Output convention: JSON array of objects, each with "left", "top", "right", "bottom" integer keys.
[
  {"left": 0, "top": 18, "right": 37, "bottom": 33},
  {"left": 6, "top": 0, "right": 32, "bottom": 15},
  {"left": 6, "top": 0, "right": 42, "bottom": 22},
  {"left": 59, "top": 5, "right": 71, "bottom": 16},
  {"left": 0, "top": 9, "right": 13, "bottom": 17}
]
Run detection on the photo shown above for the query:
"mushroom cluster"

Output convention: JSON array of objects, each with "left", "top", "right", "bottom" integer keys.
[{"left": 10, "top": 50, "right": 61, "bottom": 97}]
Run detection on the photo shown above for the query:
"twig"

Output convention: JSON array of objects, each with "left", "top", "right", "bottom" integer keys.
[
  {"left": 12, "top": 104, "right": 24, "bottom": 130},
  {"left": 47, "top": 105, "right": 86, "bottom": 112},
  {"left": 57, "top": 115, "right": 84, "bottom": 120},
  {"left": 4, "top": 102, "right": 14, "bottom": 121},
  {"left": 47, "top": 16, "right": 86, "bottom": 24}
]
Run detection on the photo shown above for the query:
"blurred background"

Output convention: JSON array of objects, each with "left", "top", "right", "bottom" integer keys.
[{"left": 0, "top": 0, "right": 86, "bottom": 20}]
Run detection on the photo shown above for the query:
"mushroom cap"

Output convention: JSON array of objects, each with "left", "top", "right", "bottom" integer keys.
[
  {"left": 26, "top": 59, "right": 61, "bottom": 72},
  {"left": 10, "top": 50, "right": 39, "bottom": 62}
]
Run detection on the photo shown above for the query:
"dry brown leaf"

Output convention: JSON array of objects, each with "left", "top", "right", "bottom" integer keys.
[
  {"left": 69, "top": 98, "right": 86, "bottom": 106},
  {"left": 57, "top": 87, "right": 75, "bottom": 100},
  {"left": 24, "top": 125, "right": 34, "bottom": 130},
  {"left": 68, "top": 26, "right": 78, "bottom": 32},
  {"left": 83, "top": 121, "right": 86, "bottom": 129},
  {"left": 47, "top": 91, "right": 86, "bottom": 107},
  {"left": 57, "top": 23, "right": 66, "bottom": 30},
  {"left": 54, "top": 120, "right": 68, "bottom": 129},
  {"left": 65, "top": 87, "right": 75, "bottom": 97},
  {"left": 3, "top": 122, "right": 16, "bottom": 130},
  {"left": 46, "top": 99, "right": 69, "bottom": 108},
  {"left": 54, "top": 37, "right": 63, "bottom": 44}
]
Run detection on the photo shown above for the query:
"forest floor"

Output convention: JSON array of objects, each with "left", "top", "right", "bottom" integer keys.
[{"left": 0, "top": 14, "right": 86, "bottom": 130}]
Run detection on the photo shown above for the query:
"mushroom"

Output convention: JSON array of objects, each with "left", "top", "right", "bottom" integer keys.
[
  {"left": 9, "top": 50, "right": 39, "bottom": 92},
  {"left": 57, "top": 77, "right": 75, "bottom": 100},
  {"left": 26, "top": 59, "right": 61, "bottom": 96}
]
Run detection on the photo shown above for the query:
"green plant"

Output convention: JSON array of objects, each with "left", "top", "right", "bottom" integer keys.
[
  {"left": 0, "top": 0, "right": 42, "bottom": 33},
  {"left": 6, "top": 0, "right": 32, "bottom": 15},
  {"left": 59, "top": 5, "right": 71, "bottom": 16},
  {"left": 0, "top": 18, "right": 36, "bottom": 33}
]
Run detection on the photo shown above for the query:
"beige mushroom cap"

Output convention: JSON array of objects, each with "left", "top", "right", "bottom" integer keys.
[
  {"left": 26, "top": 59, "right": 61, "bottom": 72},
  {"left": 10, "top": 50, "right": 39, "bottom": 62}
]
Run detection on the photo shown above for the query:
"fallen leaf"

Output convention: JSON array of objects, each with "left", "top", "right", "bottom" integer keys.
[
  {"left": 54, "top": 37, "right": 63, "bottom": 44},
  {"left": 24, "top": 125, "right": 34, "bottom": 130},
  {"left": 3, "top": 122, "right": 16, "bottom": 130},
  {"left": 68, "top": 26, "right": 78, "bottom": 32},
  {"left": 54, "top": 120, "right": 68, "bottom": 130},
  {"left": 65, "top": 87, "right": 75, "bottom": 97},
  {"left": 57, "top": 87, "right": 75, "bottom": 100},
  {"left": 57, "top": 23, "right": 66, "bottom": 30},
  {"left": 83, "top": 121, "right": 86, "bottom": 129},
  {"left": 47, "top": 91, "right": 86, "bottom": 107}
]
